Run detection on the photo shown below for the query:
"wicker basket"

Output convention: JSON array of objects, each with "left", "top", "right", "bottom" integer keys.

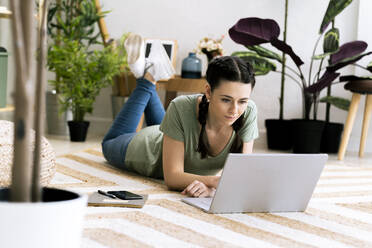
[{"left": 0, "top": 120, "right": 56, "bottom": 186}]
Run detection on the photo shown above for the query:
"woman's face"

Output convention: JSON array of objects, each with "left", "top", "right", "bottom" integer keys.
[{"left": 206, "top": 80, "right": 252, "bottom": 126}]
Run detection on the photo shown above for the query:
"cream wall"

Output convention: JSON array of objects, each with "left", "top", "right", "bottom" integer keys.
[{"left": 1, "top": 0, "right": 371, "bottom": 152}]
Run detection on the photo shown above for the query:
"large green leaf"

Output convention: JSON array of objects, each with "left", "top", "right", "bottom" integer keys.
[
  {"left": 231, "top": 51, "right": 276, "bottom": 76},
  {"left": 323, "top": 27, "right": 339, "bottom": 53},
  {"left": 319, "top": 0, "right": 353, "bottom": 34},
  {"left": 245, "top": 45, "right": 282, "bottom": 63},
  {"left": 320, "top": 96, "right": 350, "bottom": 111}
]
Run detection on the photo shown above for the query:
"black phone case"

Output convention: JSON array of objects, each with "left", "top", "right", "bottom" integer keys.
[{"left": 107, "top": 191, "right": 143, "bottom": 200}]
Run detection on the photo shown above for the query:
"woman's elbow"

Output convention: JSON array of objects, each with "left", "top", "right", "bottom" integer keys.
[{"left": 163, "top": 173, "right": 181, "bottom": 190}]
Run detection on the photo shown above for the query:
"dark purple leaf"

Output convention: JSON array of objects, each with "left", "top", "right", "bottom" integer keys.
[
  {"left": 229, "top": 27, "right": 265, "bottom": 46},
  {"left": 339, "top": 75, "right": 372, "bottom": 82},
  {"left": 328, "top": 51, "right": 372, "bottom": 71},
  {"left": 305, "top": 71, "right": 340, "bottom": 93},
  {"left": 229, "top": 17, "right": 280, "bottom": 46},
  {"left": 271, "top": 38, "right": 304, "bottom": 66},
  {"left": 330, "top": 41, "right": 367, "bottom": 64}
]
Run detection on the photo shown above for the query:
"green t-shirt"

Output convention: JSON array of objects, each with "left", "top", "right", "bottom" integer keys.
[{"left": 124, "top": 94, "right": 258, "bottom": 179}]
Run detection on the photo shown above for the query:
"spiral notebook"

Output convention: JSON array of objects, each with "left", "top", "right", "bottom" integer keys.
[{"left": 87, "top": 192, "right": 148, "bottom": 208}]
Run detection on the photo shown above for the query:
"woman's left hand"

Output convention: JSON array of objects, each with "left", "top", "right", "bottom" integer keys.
[{"left": 181, "top": 180, "right": 216, "bottom": 198}]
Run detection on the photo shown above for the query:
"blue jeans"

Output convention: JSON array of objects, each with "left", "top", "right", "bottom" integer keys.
[{"left": 102, "top": 78, "right": 165, "bottom": 169}]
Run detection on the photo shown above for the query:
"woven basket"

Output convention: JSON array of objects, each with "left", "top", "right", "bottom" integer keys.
[{"left": 0, "top": 120, "right": 56, "bottom": 187}]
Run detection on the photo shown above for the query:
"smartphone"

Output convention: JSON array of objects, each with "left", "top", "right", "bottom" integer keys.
[{"left": 107, "top": 190, "right": 143, "bottom": 200}]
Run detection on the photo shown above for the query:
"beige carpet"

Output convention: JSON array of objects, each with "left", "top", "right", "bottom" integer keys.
[{"left": 50, "top": 148, "right": 372, "bottom": 248}]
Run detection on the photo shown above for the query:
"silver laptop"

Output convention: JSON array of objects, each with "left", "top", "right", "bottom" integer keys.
[{"left": 182, "top": 153, "right": 328, "bottom": 213}]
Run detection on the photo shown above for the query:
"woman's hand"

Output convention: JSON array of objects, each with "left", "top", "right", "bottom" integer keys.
[{"left": 181, "top": 180, "right": 216, "bottom": 198}]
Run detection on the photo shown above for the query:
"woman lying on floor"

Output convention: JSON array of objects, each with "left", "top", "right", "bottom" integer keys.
[{"left": 102, "top": 34, "right": 258, "bottom": 198}]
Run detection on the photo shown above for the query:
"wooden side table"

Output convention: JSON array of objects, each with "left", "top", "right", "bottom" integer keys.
[
  {"left": 122, "top": 74, "right": 207, "bottom": 108},
  {"left": 157, "top": 75, "right": 206, "bottom": 108}
]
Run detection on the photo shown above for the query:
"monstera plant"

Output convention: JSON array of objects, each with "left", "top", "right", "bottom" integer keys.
[{"left": 229, "top": 0, "right": 371, "bottom": 153}]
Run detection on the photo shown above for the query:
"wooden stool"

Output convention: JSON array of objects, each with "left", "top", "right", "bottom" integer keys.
[{"left": 338, "top": 80, "right": 372, "bottom": 160}]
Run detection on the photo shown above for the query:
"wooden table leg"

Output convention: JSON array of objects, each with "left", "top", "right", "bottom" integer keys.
[
  {"left": 164, "top": 91, "right": 177, "bottom": 109},
  {"left": 359, "top": 94, "right": 372, "bottom": 157},
  {"left": 338, "top": 93, "right": 361, "bottom": 160}
]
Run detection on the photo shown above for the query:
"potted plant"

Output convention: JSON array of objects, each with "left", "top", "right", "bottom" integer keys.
[
  {"left": 46, "top": 0, "right": 103, "bottom": 135},
  {"left": 48, "top": 36, "right": 126, "bottom": 141},
  {"left": 233, "top": 0, "right": 291, "bottom": 150},
  {"left": 47, "top": 0, "right": 127, "bottom": 142},
  {"left": 229, "top": 0, "right": 370, "bottom": 153},
  {"left": 0, "top": 1, "right": 86, "bottom": 247}
]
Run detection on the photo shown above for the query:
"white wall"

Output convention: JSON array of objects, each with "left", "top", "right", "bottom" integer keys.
[{"left": 1, "top": 0, "right": 371, "bottom": 152}]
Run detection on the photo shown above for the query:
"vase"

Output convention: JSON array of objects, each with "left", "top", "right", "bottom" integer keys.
[{"left": 181, "top": 52, "right": 202, "bottom": 78}]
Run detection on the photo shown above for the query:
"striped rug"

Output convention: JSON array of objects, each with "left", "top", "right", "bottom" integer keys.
[{"left": 50, "top": 148, "right": 372, "bottom": 248}]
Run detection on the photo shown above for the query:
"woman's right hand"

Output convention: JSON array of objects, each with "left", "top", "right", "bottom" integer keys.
[{"left": 181, "top": 180, "right": 216, "bottom": 198}]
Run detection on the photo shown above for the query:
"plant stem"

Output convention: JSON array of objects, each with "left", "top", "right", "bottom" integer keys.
[
  {"left": 10, "top": 0, "right": 35, "bottom": 202},
  {"left": 273, "top": 70, "right": 302, "bottom": 88},
  {"left": 279, "top": 0, "right": 288, "bottom": 120},
  {"left": 297, "top": 65, "right": 306, "bottom": 89},
  {"left": 308, "top": 35, "right": 323, "bottom": 86},
  {"left": 285, "top": 65, "right": 301, "bottom": 77},
  {"left": 325, "top": 20, "right": 335, "bottom": 123},
  {"left": 353, "top": 63, "right": 371, "bottom": 72},
  {"left": 325, "top": 86, "right": 331, "bottom": 122},
  {"left": 32, "top": 0, "right": 49, "bottom": 202},
  {"left": 312, "top": 65, "right": 327, "bottom": 84}
]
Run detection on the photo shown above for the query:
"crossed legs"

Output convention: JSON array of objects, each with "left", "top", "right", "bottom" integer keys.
[{"left": 102, "top": 77, "right": 165, "bottom": 168}]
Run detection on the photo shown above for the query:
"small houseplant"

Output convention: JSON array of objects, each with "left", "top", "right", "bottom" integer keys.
[
  {"left": 46, "top": 0, "right": 104, "bottom": 135},
  {"left": 229, "top": 0, "right": 370, "bottom": 153},
  {"left": 47, "top": 0, "right": 127, "bottom": 141},
  {"left": 48, "top": 36, "right": 126, "bottom": 141},
  {"left": 0, "top": 1, "right": 86, "bottom": 247}
]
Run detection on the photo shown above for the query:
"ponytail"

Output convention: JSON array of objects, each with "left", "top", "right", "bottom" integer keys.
[{"left": 196, "top": 95, "right": 210, "bottom": 159}]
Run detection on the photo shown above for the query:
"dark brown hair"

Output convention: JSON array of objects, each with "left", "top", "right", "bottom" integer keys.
[{"left": 196, "top": 56, "right": 255, "bottom": 158}]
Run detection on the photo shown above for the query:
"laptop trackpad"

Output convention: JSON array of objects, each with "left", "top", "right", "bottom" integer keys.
[{"left": 182, "top": 197, "right": 212, "bottom": 212}]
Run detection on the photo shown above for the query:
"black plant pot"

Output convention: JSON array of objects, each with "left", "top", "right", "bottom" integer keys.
[
  {"left": 265, "top": 119, "right": 293, "bottom": 150},
  {"left": 320, "top": 122, "right": 344, "bottom": 154},
  {"left": 68, "top": 121, "right": 90, "bottom": 142},
  {"left": 292, "top": 119, "right": 326, "bottom": 153}
]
